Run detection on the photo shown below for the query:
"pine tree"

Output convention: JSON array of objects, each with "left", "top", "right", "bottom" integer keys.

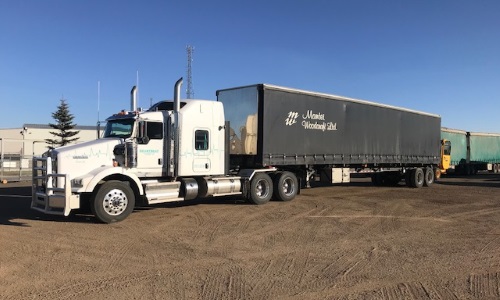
[{"left": 45, "top": 98, "right": 80, "bottom": 148}]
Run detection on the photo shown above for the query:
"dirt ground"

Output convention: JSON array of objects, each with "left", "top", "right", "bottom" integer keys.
[{"left": 1, "top": 174, "right": 500, "bottom": 300}]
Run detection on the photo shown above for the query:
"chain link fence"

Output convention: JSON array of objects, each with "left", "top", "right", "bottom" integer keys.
[
  {"left": 1, "top": 139, "right": 46, "bottom": 183},
  {"left": 0, "top": 153, "right": 32, "bottom": 182}
]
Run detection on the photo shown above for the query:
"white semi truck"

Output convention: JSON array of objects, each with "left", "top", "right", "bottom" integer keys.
[{"left": 32, "top": 78, "right": 441, "bottom": 223}]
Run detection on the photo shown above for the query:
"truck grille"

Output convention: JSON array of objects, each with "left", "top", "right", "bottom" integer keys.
[{"left": 32, "top": 156, "right": 67, "bottom": 215}]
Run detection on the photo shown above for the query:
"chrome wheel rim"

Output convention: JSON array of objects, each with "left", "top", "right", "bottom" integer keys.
[
  {"left": 282, "top": 178, "right": 294, "bottom": 196},
  {"left": 102, "top": 189, "right": 128, "bottom": 216},
  {"left": 255, "top": 179, "right": 269, "bottom": 198}
]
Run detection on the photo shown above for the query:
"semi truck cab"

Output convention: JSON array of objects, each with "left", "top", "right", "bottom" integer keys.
[
  {"left": 32, "top": 79, "right": 241, "bottom": 223},
  {"left": 107, "top": 101, "right": 226, "bottom": 177},
  {"left": 438, "top": 139, "right": 451, "bottom": 177}
]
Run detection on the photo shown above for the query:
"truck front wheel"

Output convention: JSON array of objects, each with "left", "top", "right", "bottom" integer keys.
[
  {"left": 273, "top": 171, "right": 298, "bottom": 201},
  {"left": 91, "top": 180, "right": 135, "bottom": 223},
  {"left": 248, "top": 173, "right": 273, "bottom": 205}
]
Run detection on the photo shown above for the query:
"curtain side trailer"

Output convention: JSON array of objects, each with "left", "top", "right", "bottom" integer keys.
[
  {"left": 217, "top": 84, "right": 441, "bottom": 187},
  {"left": 441, "top": 127, "right": 500, "bottom": 175}
]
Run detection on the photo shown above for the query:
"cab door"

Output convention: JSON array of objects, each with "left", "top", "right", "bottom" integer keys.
[
  {"left": 136, "top": 121, "right": 164, "bottom": 175},
  {"left": 441, "top": 140, "right": 451, "bottom": 170}
]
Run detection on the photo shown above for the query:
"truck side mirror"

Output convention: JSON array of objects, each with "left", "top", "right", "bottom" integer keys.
[
  {"left": 137, "top": 121, "right": 149, "bottom": 144},
  {"left": 137, "top": 136, "right": 150, "bottom": 145}
]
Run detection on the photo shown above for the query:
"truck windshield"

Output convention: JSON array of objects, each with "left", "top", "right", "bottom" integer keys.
[{"left": 103, "top": 119, "right": 135, "bottom": 138}]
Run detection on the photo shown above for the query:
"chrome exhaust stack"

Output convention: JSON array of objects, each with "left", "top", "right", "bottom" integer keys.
[
  {"left": 174, "top": 77, "right": 183, "bottom": 114},
  {"left": 173, "top": 78, "right": 183, "bottom": 177},
  {"left": 173, "top": 77, "right": 183, "bottom": 130},
  {"left": 130, "top": 86, "right": 137, "bottom": 111}
]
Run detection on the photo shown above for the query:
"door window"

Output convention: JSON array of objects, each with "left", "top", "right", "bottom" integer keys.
[
  {"left": 443, "top": 140, "right": 451, "bottom": 155},
  {"left": 195, "top": 130, "right": 209, "bottom": 150},
  {"left": 147, "top": 122, "right": 163, "bottom": 139}
]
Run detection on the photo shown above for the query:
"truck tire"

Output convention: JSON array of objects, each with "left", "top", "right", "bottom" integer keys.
[
  {"left": 409, "top": 168, "right": 424, "bottom": 188},
  {"left": 273, "top": 171, "right": 298, "bottom": 201},
  {"left": 91, "top": 180, "right": 135, "bottom": 223},
  {"left": 423, "top": 167, "right": 434, "bottom": 187},
  {"left": 248, "top": 173, "right": 273, "bottom": 205}
]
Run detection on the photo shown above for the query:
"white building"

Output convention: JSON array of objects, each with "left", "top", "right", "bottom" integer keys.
[{"left": 0, "top": 123, "right": 101, "bottom": 158}]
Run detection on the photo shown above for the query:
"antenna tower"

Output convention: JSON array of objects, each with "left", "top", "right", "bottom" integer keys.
[{"left": 186, "top": 45, "right": 194, "bottom": 99}]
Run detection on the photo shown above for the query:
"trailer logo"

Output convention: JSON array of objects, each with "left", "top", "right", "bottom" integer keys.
[
  {"left": 285, "top": 111, "right": 299, "bottom": 126},
  {"left": 285, "top": 110, "right": 337, "bottom": 132}
]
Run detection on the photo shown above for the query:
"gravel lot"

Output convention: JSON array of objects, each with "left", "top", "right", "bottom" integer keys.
[{"left": 1, "top": 174, "right": 500, "bottom": 299}]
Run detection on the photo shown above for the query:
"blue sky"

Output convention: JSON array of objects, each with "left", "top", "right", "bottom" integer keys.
[{"left": 1, "top": 0, "right": 499, "bottom": 133}]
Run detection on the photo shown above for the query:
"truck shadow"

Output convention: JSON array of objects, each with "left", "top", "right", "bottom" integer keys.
[
  {"left": 441, "top": 173, "right": 500, "bottom": 179},
  {"left": 134, "top": 195, "right": 251, "bottom": 212},
  {"left": 0, "top": 185, "right": 100, "bottom": 226},
  {"left": 0, "top": 186, "right": 50, "bottom": 226},
  {"left": 436, "top": 180, "right": 500, "bottom": 188},
  {"left": 436, "top": 173, "right": 500, "bottom": 188},
  {"left": 0, "top": 185, "right": 253, "bottom": 226}
]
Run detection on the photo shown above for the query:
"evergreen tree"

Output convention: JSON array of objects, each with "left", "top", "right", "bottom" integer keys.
[{"left": 45, "top": 99, "right": 80, "bottom": 148}]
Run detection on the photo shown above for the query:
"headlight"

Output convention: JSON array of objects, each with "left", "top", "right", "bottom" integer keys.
[{"left": 72, "top": 178, "right": 83, "bottom": 187}]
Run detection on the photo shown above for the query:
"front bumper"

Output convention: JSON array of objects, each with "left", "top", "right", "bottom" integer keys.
[{"left": 31, "top": 157, "right": 80, "bottom": 216}]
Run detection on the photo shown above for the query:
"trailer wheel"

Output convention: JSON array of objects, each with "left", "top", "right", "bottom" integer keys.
[
  {"left": 423, "top": 167, "right": 434, "bottom": 187},
  {"left": 248, "top": 173, "right": 273, "bottom": 205},
  {"left": 273, "top": 171, "right": 298, "bottom": 201},
  {"left": 409, "top": 168, "right": 424, "bottom": 188},
  {"left": 91, "top": 180, "right": 135, "bottom": 223}
]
